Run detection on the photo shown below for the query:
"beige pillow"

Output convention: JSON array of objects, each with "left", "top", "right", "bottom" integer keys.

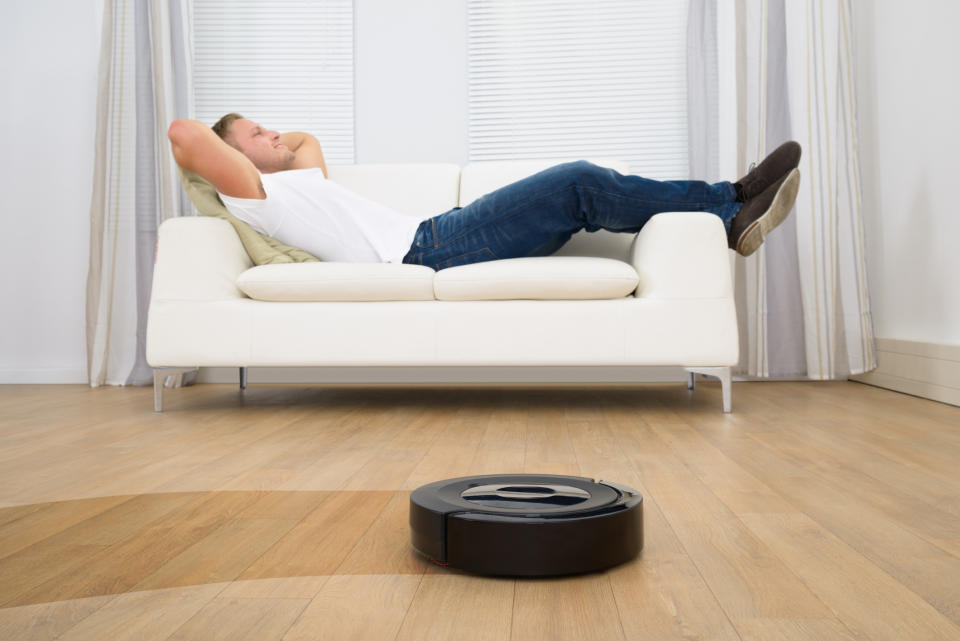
[
  {"left": 177, "top": 167, "right": 319, "bottom": 265},
  {"left": 237, "top": 263, "right": 437, "bottom": 301},
  {"left": 432, "top": 256, "right": 639, "bottom": 300}
]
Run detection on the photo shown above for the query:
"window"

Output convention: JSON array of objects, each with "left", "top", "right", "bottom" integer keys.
[
  {"left": 467, "top": 0, "right": 689, "bottom": 178},
  {"left": 193, "top": 0, "right": 355, "bottom": 163}
]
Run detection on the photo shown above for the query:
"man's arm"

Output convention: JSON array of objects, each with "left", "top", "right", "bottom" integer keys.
[
  {"left": 168, "top": 119, "right": 264, "bottom": 199},
  {"left": 279, "top": 132, "right": 329, "bottom": 177}
]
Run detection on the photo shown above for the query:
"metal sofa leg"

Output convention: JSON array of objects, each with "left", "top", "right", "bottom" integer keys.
[
  {"left": 683, "top": 366, "right": 733, "bottom": 413},
  {"left": 240, "top": 367, "right": 247, "bottom": 390},
  {"left": 153, "top": 367, "right": 199, "bottom": 412}
]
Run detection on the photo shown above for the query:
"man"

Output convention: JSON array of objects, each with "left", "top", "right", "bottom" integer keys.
[{"left": 168, "top": 114, "right": 801, "bottom": 270}]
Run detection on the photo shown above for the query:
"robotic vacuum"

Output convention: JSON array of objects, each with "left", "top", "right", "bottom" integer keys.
[{"left": 410, "top": 474, "right": 643, "bottom": 576}]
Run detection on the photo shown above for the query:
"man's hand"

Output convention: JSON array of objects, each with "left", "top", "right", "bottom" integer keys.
[{"left": 279, "top": 132, "right": 328, "bottom": 177}]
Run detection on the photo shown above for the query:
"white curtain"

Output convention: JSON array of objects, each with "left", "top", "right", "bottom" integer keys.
[
  {"left": 86, "top": 0, "right": 194, "bottom": 386},
  {"left": 694, "top": 0, "right": 875, "bottom": 378},
  {"left": 687, "top": 0, "right": 720, "bottom": 182}
]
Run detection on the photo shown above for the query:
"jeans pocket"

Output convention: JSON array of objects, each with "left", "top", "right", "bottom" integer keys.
[
  {"left": 436, "top": 247, "right": 498, "bottom": 271},
  {"left": 412, "top": 218, "right": 432, "bottom": 249}
]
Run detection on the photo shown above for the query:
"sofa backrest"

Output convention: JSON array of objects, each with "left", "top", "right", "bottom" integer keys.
[
  {"left": 459, "top": 159, "right": 634, "bottom": 262},
  {"left": 327, "top": 163, "right": 461, "bottom": 220}
]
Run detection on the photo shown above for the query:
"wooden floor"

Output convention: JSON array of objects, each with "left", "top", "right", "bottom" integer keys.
[{"left": 0, "top": 380, "right": 958, "bottom": 640}]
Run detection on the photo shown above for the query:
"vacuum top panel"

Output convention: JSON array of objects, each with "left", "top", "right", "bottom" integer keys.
[{"left": 421, "top": 474, "right": 621, "bottom": 517}]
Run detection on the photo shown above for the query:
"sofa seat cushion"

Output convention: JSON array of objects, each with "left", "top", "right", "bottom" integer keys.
[
  {"left": 237, "top": 263, "right": 437, "bottom": 301},
  {"left": 433, "top": 256, "right": 639, "bottom": 301}
]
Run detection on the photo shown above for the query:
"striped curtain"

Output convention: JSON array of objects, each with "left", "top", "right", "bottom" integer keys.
[
  {"left": 731, "top": 0, "right": 876, "bottom": 378},
  {"left": 86, "top": 0, "right": 194, "bottom": 386}
]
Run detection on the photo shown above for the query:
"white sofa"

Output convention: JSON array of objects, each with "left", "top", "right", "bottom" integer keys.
[{"left": 147, "top": 159, "right": 739, "bottom": 412}]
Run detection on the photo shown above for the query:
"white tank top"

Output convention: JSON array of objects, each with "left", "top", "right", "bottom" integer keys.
[{"left": 218, "top": 168, "right": 428, "bottom": 263}]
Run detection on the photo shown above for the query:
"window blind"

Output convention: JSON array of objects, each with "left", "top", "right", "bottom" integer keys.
[
  {"left": 193, "top": 0, "right": 355, "bottom": 163},
  {"left": 467, "top": 0, "right": 689, "bottom": 178}
]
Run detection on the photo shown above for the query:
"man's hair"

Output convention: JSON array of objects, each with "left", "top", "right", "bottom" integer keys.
[{"left": 212, "top": 113, "right": 244, "bottom": 148}]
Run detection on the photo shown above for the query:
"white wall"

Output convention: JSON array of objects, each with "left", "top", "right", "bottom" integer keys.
[
  {"left": 852, "top": 1, "right": 960, "bottom": 345},
  {"left": 0, "top": 0, "right": 103, "bottom": 383}
]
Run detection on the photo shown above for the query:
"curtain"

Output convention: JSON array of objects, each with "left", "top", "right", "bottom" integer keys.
[
  {"left": 687, "top": 0, "right": 720, "bottom": 182},
  {"left": 689, "top": 0, "right": 876, "bottom": 379},
  {"left": 86, "top": 0, "right": 194, "bottom": 387}
]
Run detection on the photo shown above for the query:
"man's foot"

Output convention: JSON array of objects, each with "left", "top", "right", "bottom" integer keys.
[
  {"left": 734, "top": 141, "right": 802, "bottom": 202},
  {"left": 728, "top": 168, "right": 801, "bottom": 256}
]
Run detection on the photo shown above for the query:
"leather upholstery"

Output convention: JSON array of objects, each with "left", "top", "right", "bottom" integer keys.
[
  {"left": 433, "top": 256, "right": 639, "bottom": 301},
  {"left": 237, "top": 263, "right": 437, "bottom": 302},
  {"left": 327, "top": 163, "right": 461, "bottom": 219}
]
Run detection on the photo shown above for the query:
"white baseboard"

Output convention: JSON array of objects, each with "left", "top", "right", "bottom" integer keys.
[
  {"left": 850, "top": 338, "right": 960, "bottom": 407},
  {"left": 0, "top": 368, "right": 88, "bottom": 384},
  {"left": 196, "top": 365, "right": 690, "bottom": 385}
]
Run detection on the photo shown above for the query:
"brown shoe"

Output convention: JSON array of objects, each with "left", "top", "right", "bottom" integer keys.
[
  {"left": 728, "top": 168, "right": 801, "bottom": 256},
  {"left": 734, "top": 141, "right": 802, "bottom": 201}
]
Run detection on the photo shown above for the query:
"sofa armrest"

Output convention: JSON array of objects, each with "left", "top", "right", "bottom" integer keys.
[
  {"left": 629, "top": 212, "right": 733, "bottom": 299},
  {"left": 152, "top": 217, "right": 252, "bottom": 302}
]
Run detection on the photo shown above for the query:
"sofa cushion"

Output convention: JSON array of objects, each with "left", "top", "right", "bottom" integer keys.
[
  {"left": 327, "top": 163, "right": 462, "bottom": 218},
  {"left": 237, "top": 263, "right": 437, "bottom": 301},
  {"left": 433, "top": 256, "right": 639, "bottom": 301}
]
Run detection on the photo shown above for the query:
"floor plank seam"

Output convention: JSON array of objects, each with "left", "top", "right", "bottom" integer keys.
[{"left": 393, "top": 570, "right": 428, "bottom": 641}]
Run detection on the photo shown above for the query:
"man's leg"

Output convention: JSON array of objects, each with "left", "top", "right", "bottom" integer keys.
[{"left": 402, "top": 161, "right": 741, "bottom": 271}]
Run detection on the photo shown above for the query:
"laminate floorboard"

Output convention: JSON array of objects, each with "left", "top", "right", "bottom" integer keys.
[{"left": 0, "top": 381, "right": 958, "bottom": 640}]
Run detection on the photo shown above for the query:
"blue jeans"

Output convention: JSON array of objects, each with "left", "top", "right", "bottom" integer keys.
[{"left": 401, "top": 160, "right": 742, "bottom": 270}]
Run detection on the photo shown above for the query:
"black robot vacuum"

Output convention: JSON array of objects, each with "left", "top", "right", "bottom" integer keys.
[{"left": 410, "top": 474, "right": 643, "bottom": 576}]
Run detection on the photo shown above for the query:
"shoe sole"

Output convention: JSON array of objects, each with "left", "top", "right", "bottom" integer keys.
[{"left": 736, "top": 168, "right": 801, "bottom": 257}]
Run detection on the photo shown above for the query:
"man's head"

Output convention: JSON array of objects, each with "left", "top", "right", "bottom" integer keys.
[{"left": 211, "top": 113, "right": 295, "bottom": 173}]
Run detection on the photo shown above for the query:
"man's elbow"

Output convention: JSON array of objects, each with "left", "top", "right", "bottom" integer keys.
[
  {"left": 170, "top": 119, "right": 217, "bottom": 150},
  {"left": 168, "top": 119, "right": 184, "bottom": 142},
  {"left": 168, "top": 119, "right": 199, "bottom": 146},
  {"left": 168, "top": 120, "right": 205, "bottom": 168}
]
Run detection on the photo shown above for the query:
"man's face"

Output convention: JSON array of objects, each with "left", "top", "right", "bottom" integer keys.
[{"left": 227, "top": 118, "right": 295, "bottom": 173}]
